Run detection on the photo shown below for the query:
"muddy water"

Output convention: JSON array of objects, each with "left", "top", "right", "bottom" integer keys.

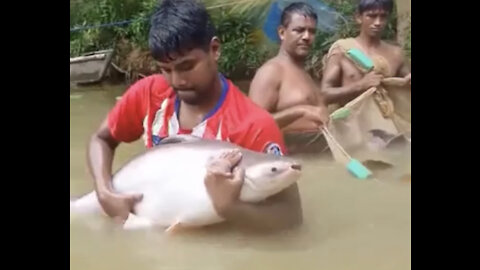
[{"left": 70, "top": 84, "right": 411, "bottom": 270}]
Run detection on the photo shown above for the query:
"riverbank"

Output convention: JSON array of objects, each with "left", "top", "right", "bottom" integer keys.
[{"left": 71, "top": 0, "right": 410, "bottom": 84}]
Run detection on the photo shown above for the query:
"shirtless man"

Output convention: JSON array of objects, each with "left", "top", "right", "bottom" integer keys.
[
  {"left": 249, "top": 2, "right": 329, "bottom": 153},
  {"left": 321, "top": 0, "right": 411, "bottom": 106}
]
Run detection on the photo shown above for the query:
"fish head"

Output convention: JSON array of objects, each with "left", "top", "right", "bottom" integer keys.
[{"left": 241, "top": 157, "right": 302, "bottom": 202}]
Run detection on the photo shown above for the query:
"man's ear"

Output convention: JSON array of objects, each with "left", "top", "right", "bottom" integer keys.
[
  {"left": 210, "top": 37, "right": 221, "bottom": 62},
  {"left": 355, "top": 12, "right": 362, "bottom": 25},
  {"left": 278, "top": 25, "right": 286, "bottom": 41}
]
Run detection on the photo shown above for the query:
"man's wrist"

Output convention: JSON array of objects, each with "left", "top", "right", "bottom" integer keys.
[
  {"left": 353, "top": 80, "right": 365, "bottom": 93},
  {"left": 217, "top": 200, "right": 241, "bottom": 218},
  {"left": 295, "top": 105, "right": 308, "bottom": 117},
  {"left": 96, "top": 185, "right": 113, "bottom": 200}
]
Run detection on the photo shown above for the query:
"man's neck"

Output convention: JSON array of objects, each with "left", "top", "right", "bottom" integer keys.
[
  {"left": 278, "top": 47, "right": 305, "bottom": 68},
  {"left": 356, "top": 32, "right": 382, "bottom": 50},
  {"left": 181, "top": 75, "right": 223, "bottom": 116}
]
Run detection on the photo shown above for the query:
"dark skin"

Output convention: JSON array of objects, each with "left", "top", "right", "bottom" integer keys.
[
  {"left": 249, "top": 13, "right": 329, "bottom": 133},
  {"left": 321, "top": 9, "right": 411, "bottom": 105},
  {"left": 88, "top": 38, "right": 302, "bottom": 231}
]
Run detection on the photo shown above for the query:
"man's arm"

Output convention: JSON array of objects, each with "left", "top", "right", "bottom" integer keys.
[
  {"left": 395, "top": 49, "right": 411, "bottom": 84},
  {"left": 398, "top": 61, "right": 410, "bottom": 78},
  {"left": 88, "top": 119, "right": 119, "bottom": 196},
  {"left": 249, "top": 63, "right": 310, "bottom": 129},
  {"left": 204, "top": 149, "right": 302, "bottom": 231},
  {"left": 320, "top": 50, "right": 383, "bottom": 105},
  {"left": 86, "top": 76, "right": 155, "bottom": 222},
  {"left": 222, "top": 184, "right": 303, "bottom": 231},
  {"left": 320, "top": 52, "right": 365, "bottom": 104},
  {"left": 206, "top": 116, "right": 302, "bottom": 231},
  {"left": 87, "top": 118, "right": 144, "bottom": 223}
]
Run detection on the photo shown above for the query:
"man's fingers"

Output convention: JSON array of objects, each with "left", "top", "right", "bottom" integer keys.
[
  {"left": 223, "top": 149, "right": 242, "bottom": 167},
  {"left": 130, "top": 193, "right": 143, "bottom": 202},
  {"left": 231, "top": 167, "right": 245, "bottom": 186},
  {"left": 207, "top": 170, "right": 233, "bottom": 179},
  {"left": 113, "top": 216, "right": 127, "bottom": 225},
  {"left": 208, "top": 149, "right": 243, "bottom": 172}
]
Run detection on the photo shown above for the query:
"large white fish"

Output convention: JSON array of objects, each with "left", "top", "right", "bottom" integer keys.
[{"left": 70, "top": 135, "right": 302, "bottom": 232}]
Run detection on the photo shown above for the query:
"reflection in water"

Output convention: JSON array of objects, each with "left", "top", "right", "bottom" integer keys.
[{"left": 70, "top": 84, "right": 411, "bottom": 270}]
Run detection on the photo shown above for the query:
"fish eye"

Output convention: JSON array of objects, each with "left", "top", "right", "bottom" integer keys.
[{"left": 271, "top": 167, "right": 277, "bottom": 172}]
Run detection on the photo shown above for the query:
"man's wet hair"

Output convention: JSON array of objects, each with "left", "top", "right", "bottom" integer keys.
[
  {"left": 357, "top": 0, "right": 393, "bottom": 14},
  {"left": 149, "top": 0, "right": 215, "bottom": 62},
  {"left": 280, "top": 2, "right": 318, "bottom": 27}
]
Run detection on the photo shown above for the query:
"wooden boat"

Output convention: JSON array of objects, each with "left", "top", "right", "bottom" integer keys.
[{"left": 70, "top": 49, "right": 114, "bottom": 85}]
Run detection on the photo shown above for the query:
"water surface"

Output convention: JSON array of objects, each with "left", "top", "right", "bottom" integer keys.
[{"left": 70, "top": 84, "right": 411, "bottom": 270}]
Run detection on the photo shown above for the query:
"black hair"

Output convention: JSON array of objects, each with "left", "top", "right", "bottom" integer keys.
[
  {"left": 148, "top": 0, "right": 216, "bottom": 61},
  {"left": 280, "top": 2, "right": 317, "bottom": 27},
  {"left": 357, "top": 0, "right": 393, "bottom": 14}
]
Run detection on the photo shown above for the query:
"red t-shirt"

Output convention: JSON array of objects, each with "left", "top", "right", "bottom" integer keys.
[{"left": 107, "top": 74, "right": 287, "bottom": 155}]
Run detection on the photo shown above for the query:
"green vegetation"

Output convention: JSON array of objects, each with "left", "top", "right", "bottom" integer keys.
[
  {"left": 70, "top": 0, "right": 156, "bottom": 56},
  {"left": 70, "top": 0, "right": 406, "bottom": 81},
  {"left": 213, "top": 10, "right": 273, "bottom": 79}
]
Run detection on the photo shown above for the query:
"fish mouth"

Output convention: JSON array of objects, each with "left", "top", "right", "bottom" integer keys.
[
  {"left": 245, "top": 165, "right": 302, "bottom": 192},
  {"left": 291, "top": 164, "right": 302, "bottom": 171}
]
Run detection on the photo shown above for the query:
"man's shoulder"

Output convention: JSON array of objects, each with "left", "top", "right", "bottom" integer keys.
[
  {"left": 248, "top": 58, "right": 284, "bottom": 99},
  {"left": 325, "top": 38, "right": 354, "bottom": 62},
  {"left": 256, "top": 58, "right": 284, "bottom": 76},
  {"left": 130, "top": 74, "right": 171, "bottom": 96},
  {"left": 328, "top": 38, "right": 356, "bottom": 51},
  {"left": 381, "top": 41, "right": 405, "bottom": 58}
]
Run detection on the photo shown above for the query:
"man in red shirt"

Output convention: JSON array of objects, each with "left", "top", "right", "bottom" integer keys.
[{"left": 87, "top": 0, "right": 302, "bottom": 231}]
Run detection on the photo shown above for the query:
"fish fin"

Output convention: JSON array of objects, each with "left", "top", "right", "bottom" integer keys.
[
  {"left": 159, "top": 135, "right": 201, "bottom": 145},
  {"left": 70, "top": 192, "right": 103, "bottom": 215},
  {"left": 122, "top": 214, "right": 155, "bottom": 230},
  {"left": 165, "top": 221, "right": 183, "bottom": 235}
]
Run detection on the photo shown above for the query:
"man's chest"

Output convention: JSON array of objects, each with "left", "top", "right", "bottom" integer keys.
[
  {"left": 142, "top": 99, "right": 230, "bottom": 146},
  {"left": 277, "top": 70, "right": 319, "bottom": 110},
  {"left": 340, "top": 52, "right": 400, "bottom": 79}
]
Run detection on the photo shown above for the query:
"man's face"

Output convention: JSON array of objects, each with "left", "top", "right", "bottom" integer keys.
[
  {"left": 278, "top": 13, "right": 317, "bottom": 58},
  {"left": 356, "top": 9, "right": 389, "bottom": 38},
  {"left": 157, "top": 39, "right": 220, "bottom": 105}
]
